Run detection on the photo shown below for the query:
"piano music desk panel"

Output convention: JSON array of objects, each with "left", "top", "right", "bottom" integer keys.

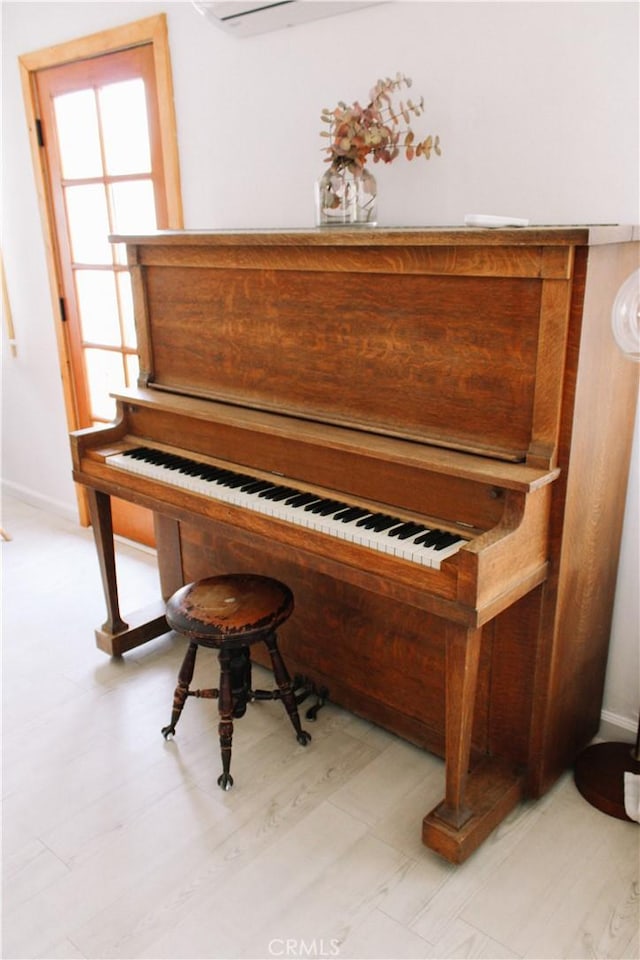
[
  {"left": 142, "top": 264, "right": 542, "bottom": 461},
  {"left": 73, "top": 227, "right": 639, "bottom": 863}
]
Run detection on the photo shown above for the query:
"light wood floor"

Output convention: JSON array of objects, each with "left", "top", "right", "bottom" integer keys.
[{"left": 1, "top": 495, "right": 638, "bottom": 960}]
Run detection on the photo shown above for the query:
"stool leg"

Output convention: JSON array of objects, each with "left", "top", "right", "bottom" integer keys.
[
  {"left": 217, "top": 647, "right": 235, "bottom": 790},
  {"left": 264, "top": 632, "right": 311, "bottom": 746},
  {"left": 230, "top": 645, "right": 252, "bottom": 718},
  {"left": 162, "top": 641, "right": 198, "bottom": 739}
]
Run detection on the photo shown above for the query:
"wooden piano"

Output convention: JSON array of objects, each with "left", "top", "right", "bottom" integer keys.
[{"left": 71, "top": 226, "right": 639, "bottom": 862}]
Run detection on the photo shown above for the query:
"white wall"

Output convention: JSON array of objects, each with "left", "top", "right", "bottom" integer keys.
[{"left": 2, "top": 1, "right": 638, "bottom": 732}]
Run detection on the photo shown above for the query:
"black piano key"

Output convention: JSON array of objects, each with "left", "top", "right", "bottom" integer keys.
[
  {"left": 199, "top": 467, "right": 223, "bottom": 480},
  {"left": 305, "top": 499, "right": 345, "bottom": 515},
  {"left": 387, "top": 522, "right": 410, "bottom": 539},
  {"left": 160, "top": 455, "right": 186, "bottom": 470},
  {"left": 213, "top": 468, "right": 241, "bottom": 481},
  {"left": 260, "top": 485, "right": 298, "bottom": 501},
  {"left": 199, "top": 466, "right": 227, "bottom": 480},
  {"left": 305, "top": 499, "right": 332, "bottom": 513},
  {"left": 145, "top": 451, "right": 172, "bottom": 464},
  {"left": 222, "top": 473, "right": 256, "bottom": 488},
  {"left": 213, "top": 473, "right": 239, "bottom": 486},
  {"left": 388, "top": 522, "right": 428, "bottom": 540},
  {"left": 211, "top": 470, "right": 239, "bottom": 485},
  {"left": 359, "top": 514, "right": 402, "bottom": 532},
  {"left": 259, "top": 485, "right": 285, "bottom": 498},
  {"left": 433, "top": 532, "right": 464, "bottom": 550},
  {"left": 179, "top": 461, "right": 212, "bottom": 477},
  {"left": 271, "top": 488, "right": 300, "bottom": 501},
  {"left": 412, "top": 529, "right": 463, "bottom": 550},
  {"left": 356, "top": 513, "right": 385, "bottom": 529},
  {"left": 406, "top": 523, "right": 430, "bottom": 539},
  {"left": 317, "top": 500, "right": 350, "bottom": 517},
  {"left": 240, "top": 479, "right": 276, "bottom": 494},
  {"left": 413, "top": 529, "right": 442, "bottom": 546},
  {"left": 195, "top": 465, "right": 217, "bottom": 476},
  {"left": 333, "top": 506, "right": 371, "bottom": 523},
  {"left": 285, "top": 492, "right": 321, "bottom": 507}
]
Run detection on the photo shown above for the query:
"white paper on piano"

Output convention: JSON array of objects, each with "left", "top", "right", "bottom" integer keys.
[
  {"left": 464, "top": 214, "right": 530, "bottom": 228},
  {"left": 624, "top": 772, "right": 640, "bottom": 822}
]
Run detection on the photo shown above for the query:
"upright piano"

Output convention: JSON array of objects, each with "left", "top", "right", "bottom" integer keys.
[{"left": 71, "top": 226, "right": 639, "bottom": 862}]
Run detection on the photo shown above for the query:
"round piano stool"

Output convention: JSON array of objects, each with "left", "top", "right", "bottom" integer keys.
[{"left": 161, "top": 574, "right": 311, "bottom": 790}]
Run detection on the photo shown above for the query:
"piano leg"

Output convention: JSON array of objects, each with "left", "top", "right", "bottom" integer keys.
[
  {"left": 440, "top": 623, "right": 482, "bottom": 829},
  {"left": 87, "top": 489, "right": 168, "bottom": 656},
  {"left": 423, "top": 623, "right": 524, "bottom": 863},
  {"left": 87, "top": 489, "right": 129, "bottom": 637}
]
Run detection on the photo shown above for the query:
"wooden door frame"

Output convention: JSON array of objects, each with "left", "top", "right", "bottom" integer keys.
[{"left": 19, "top": 14, "right": 183, "bottom": 525}]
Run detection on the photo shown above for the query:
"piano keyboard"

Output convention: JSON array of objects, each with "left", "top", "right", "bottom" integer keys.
[{"left": 107, "top": 446, "right": 468, "bottom": 569}]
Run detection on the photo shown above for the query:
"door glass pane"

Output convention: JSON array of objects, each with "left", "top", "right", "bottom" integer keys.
[
  {"left": 126, "top": 353, "right": 140, "bottom": 388},
  {"left": 84, "top": 348, "right": 125, "bottom": 422},
  {"left": 75, "top": 270, "right": 121, "bottom": 346},
  {"left": 65, "top": 184, "right": 112, "bottom": 264},
  {"left": 100, "top": 79, "right": 151, "bottom": 175},
  {"left": 110, "top": 180, "right": 157, "bottom": 235},
  {"left": 53, "top": 89, "right": 102, "bottom": 179},
  {"left": 117, "top": 272, "right": 136, "bottom": 348}
]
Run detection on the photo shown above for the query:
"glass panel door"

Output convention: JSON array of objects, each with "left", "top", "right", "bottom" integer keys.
[
  {"left": 34, "top": 38, "right": 179, "bottom": 544},
  {"left": 44, "top": 63, "right": 158, "bottom": 424}
]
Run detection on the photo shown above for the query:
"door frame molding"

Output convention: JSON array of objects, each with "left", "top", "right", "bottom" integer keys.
[{"left": 19, "top": 14, "right": 183, "bottom": 524}]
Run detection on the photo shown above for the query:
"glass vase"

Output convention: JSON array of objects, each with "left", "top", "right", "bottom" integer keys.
[{"left": 315, "top": 162, "right": 377, "bottom": 227}]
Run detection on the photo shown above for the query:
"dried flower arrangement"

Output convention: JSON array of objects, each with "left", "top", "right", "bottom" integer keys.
[{"left": 320, "top": 73, "right": 441, "bottom": 170}]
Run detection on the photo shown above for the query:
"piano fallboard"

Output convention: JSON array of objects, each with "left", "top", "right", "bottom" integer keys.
[{"left": 72, "top": 388, "right": 557, "bottom": 625}]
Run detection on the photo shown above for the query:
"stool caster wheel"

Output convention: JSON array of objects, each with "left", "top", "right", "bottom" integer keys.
[
  {"left": 217, "top": 772, "right": 234, "bottom": 790},
  {"left": 161, "top": 725, "right": 176, "bottom": 740},
  {"left": 297, "top": 731, "right": 312, "bottom": 746}
]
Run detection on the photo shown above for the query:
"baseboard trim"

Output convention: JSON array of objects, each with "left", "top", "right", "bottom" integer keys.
[
  {"left": 1, "top": 480, "right": 77, "bottom": 525},
  {"left": 2, "top": 485, "right": 157, "bottom": 557},
  {"left": 599, "top": 709, "right": 639, "bottom": 741}
]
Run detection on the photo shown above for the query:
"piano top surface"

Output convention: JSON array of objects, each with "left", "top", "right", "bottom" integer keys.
[{"left": 110, "top": 224, "right": 638, "bottom": 247}]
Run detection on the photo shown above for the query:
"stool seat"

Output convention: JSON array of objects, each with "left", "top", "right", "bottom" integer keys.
[
  {"left": 166, "top": 574, "right": 293, "bottom": 645},
  {"left": 162, "top": 574, "right": 310, "bottom": 790}
]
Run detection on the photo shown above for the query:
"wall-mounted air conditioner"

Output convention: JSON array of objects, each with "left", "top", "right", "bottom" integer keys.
[{"left": 192, "top": 1, "right": 382, "bottom": 38}]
